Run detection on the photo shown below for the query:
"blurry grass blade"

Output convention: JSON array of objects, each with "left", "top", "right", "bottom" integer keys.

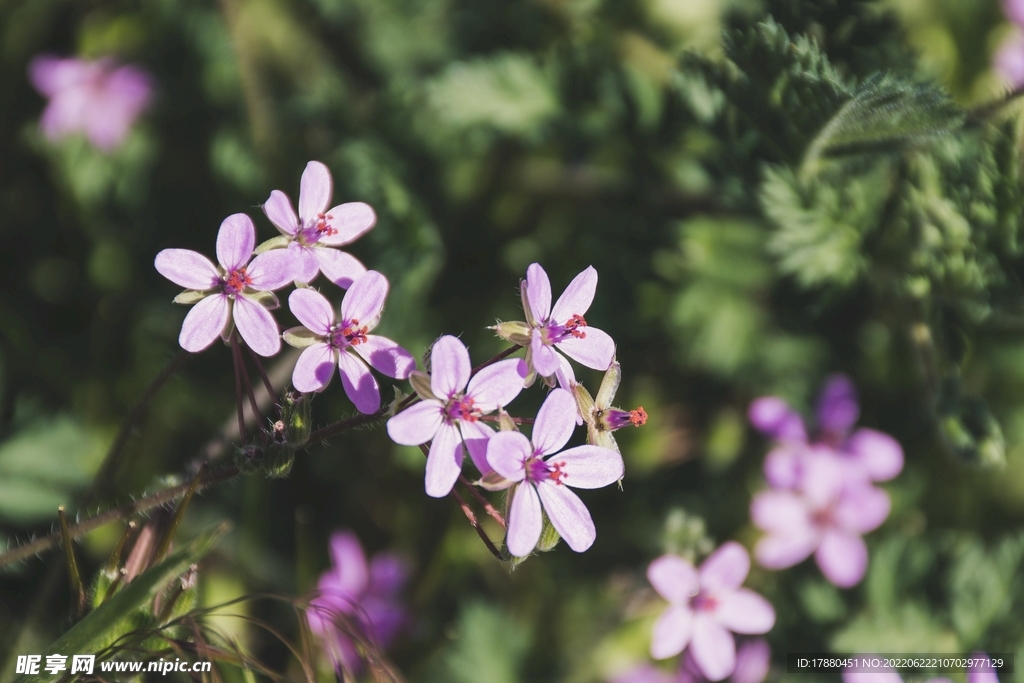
[
  {"left": 58, "top": 506, "right": 85, "bottom": 616},
  {"left": 153, "top": 464, "right": 207, "bottom": 564}
]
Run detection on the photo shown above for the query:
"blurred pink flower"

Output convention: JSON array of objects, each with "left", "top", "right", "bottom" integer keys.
[
  {"left": 308, "top": 531, "right": 409, "bottom": 675},
  {"left": 648, "top": 543, "right": 775, "bottom": 681},
  {"left": 995, "top": 31, "right": 1024, "bottom": 87},
  {"left": 29, "top": 55, "right": 151, "bottom": 151}
]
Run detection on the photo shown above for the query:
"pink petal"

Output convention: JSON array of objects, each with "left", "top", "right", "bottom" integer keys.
[
  {"left": 299, "top": 161, "right": 333, "bottom": 224},
  {"left": 816, "top": 374, "right": 860, "bottom": 436},
  {"left": 815, "top": 530, "right": 867, "bottom": 588},
  {"left": 341, "top": 270, "right": 388, "bottom": 329},
  {"left": 387, "top": 400, "right": 444, "bottom": 446},
  {"left": 1006, "top": 0, "right": 1024, "bottom": 27},
  {"left": 289, "top": 243, "right": 322, "bottom": 283},
  {"left": 29, "top": 56, "right": 84, "bottom": 97},
  {"left": 424, "top": 422, "right": 463, "bottom": 497},
  {"left": 329, "top": 531, "right": 369, "bottom": 596},
  {"left": 484, "top": 431, "right": 530, "bottom": 482},
  {"left": 263, "top": 190, "right": 299, "bottom": 235},
  {"left": 996, "top": 32, "right": 1024, "bottom": 88},
  {"left": 553, "top": 445, "right": 623, "bottom": 488},
  {"left": 750, "top": 491, "right": 811, "bottom": 534},
  {"left": 732, "top": 639, "right": 771, "bottom": 683},
  {"left": 525, "top": 263, "right": 552, "bottom": 322},
  {"left": 832, "top": 484, "right": 890, "bottom": 534},
  {"left": 550, "top": 266, "right": 598, "bottom": 322},
  {"left": 609, "top": 665, "right": 678, "bottom": 683},
  {"left": 531, "top": 329, "right": 560, "bottom": 377},
  {"left": 754, "top": 529, "right": 818, "bottom": 570},
  {"left": 289, "top": 288, "right": 335, "bottom": 335},
  {"left": 968, "top": 652, "right": 1001, "bottom": 683},
  {"left": 650, "top": 605, "right": 694, "bottom": 659},
  {"left": 459, "top": 419, "right": 495, "bottom": 475},
  {"left": 798, "top": 453, "right": 844, "bottom": 509},
  {"left": 532, "top": 388, "right": 577, "bottom": 456},
  {"left": 155, "top": 249, "right": 219, "bottom": 290},
  {"left": 234, "top": 295, "right": 281, "bottom": 357},
  {"left": 713, "top": 589, "right": 775, "bottom": 634},
  {"left": 321, "top": 202, "right": 376, "bottom": 246},
  {"left": 429, "top": 335, "right": 471, "bottom": 399},
  {"left": 699, "top": 542, "right": 750, "bottom": 593},
  {"left": 647, "top": 555, "right": 699, "bottom": 604},
  {"left": 248, "top": 249, "right": 299, "bottom": 290},
  {"left": 354, "top": 335, "right": 415, "bottom": 379},
  {"left": 763, "top": 446, "right": 805, "bottom": 490},
  {"left": 690, "top": 615, "right": 736, "bottom": 682},
  {"left": 315, "top": 248, "right": 367, "bottom": 289},
  {"left": 216, "top": 213, "right": 256, "bottom": 271},
  {"left": 466, "top": 358, "right": 528, "bottom": 412},
  {"left": 536, "top": 481, "right": 595, "bottom": 552},
  {"left": 506, "top": 483, "right": 543, "bottom": 557},
  {"left": 556, "top": 326, "right": 615, "bottom": 371},
  {"left": 843, "top": 671, "right": 903, "bottom": 683},
  {"left": 338, "top": 351, "right": 380, "bottom": 414},
  {"left": 292, "top": 343, "right": 335, "bottom": 392},
  {"left": 747, "top": 396, "right": 807, "bottom": 442},
  {"left": 179, "top": 294, "right": 229, "bottom": 353},
  {"left": 844, "top": 428, "right": 904, "bottom": 481}
]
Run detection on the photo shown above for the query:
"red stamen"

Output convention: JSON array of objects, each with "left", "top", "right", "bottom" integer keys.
[
  {"left": 224, "top": 267, "right": 252, "bottom": 293},
  {"left": 630, "top": 406, "right": 647, "bottom": 426},
  {"left": 315, "top": 212, "right": 338, "bottom": 237},
  {"left": 548, "top": 460, "right": 567, "bottom": 485},
  {"left": 565, "top": 313, "right": 588, "bottom": 339}
]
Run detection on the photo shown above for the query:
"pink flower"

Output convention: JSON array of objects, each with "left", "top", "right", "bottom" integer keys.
[
  {"left": 284, "top": 272, "right": 415, "bottom": 413},
  {"left": 968, "top": 652, "right": 1001, "bottom": 683},
  {"left": 155, "top": 214, "right": 295, "bottom": 356},
  {"left": 386, "top": 335, "right": 528, "bottom": 497},
  {"left": 647, "top": 543, "right": 775, "bottom": 681},
  {"left": 611, "top": 639, "right": 770, "bottom": 683},
  {"left": 262, "top": 161, "right": 375, "bottom": 287},
  {"left": 995, "top": 31, "right": 1024, "bottom": 88},
  {"left": 751, "top": 454, "right": 890, "bottom": 587},
  {"left": 486, "top": 388, "right": 624, "bottom": 556},
  {"left": 29, "top": 55, "right": 151, "bottom": 152},
  {"left": 521, "top": 263, "right": 616, "bottom": 378},
  {"left": 843, "top": 663, "right": 953, "bottom": 683},
  {"left": 308, "top": 531, "right": 409, "bottom": 674}
]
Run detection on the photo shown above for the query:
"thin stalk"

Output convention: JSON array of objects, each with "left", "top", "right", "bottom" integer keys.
[
  {"left": 458, "top": 474, "right": 505, "bottom": 529},
  {"left": 479, "top": 415, "right": 533, "bottom": 425},
  {"left": 245, "top": 343, "right": 277, "bottom": 407},
  {"left": 418, "top": 445, "right": 500, "bottom": 559},
  {"left": 232, "top": 334, "right": 263, "bottom": 432},
  {"left": 58, "top": 507, "right": 86, "bottom": 616},
  {"left": 152, "top": 464, "right": 208, "bottom": 564},
  {"left": 232, "top": 339, "right": 247, "bottom": 443}
]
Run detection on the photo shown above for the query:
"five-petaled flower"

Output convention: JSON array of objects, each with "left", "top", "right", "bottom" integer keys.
[
  {"left": 262, "top": 161, "right": 376, "bottom": 288},
  {"left": 573, "top": 361, "right": 647, "bottom": 452},
  {"left": 155, "top": 213, "right": 296, "bottom": 356},
  {"left": 284, "top": 271, "right": 415, "bottom": 413},
  {"left": 486, "top": 388, "right": 624, "bottom": 557},
  {"left": 29, "top": 55, "right": 152, "bottom": 152},
  {"left": 386, "top": 335, "right": 528, "bottom": 497},
  {"left": 308, "top": 531, "right": 408, "bottom": 675},
  {"left": 648, "top": 543, "right": 775, "bottom": 681}
]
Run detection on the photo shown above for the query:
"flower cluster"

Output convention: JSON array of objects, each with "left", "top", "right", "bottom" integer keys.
[{"left": 747, "top": 375, "right": 903, "bottom": 587}]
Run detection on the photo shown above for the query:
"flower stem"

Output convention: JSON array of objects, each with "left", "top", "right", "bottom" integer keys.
[
  {"left": 459, "top": 474, "right": 506, "bottom": 529},
  {"left": 479, "top": 415, "right": 533, "bottom": 425},
  {"left": 244, "top": 343, "right": 278, "bottom": 408},
  {"left": 418, "top": 444, "right": 501, "bottom": 559},
  {"left": 231, "top": 337, "right": 247, "bottom": 443},
  {"left": 231, "top": 333, "right": 263, "bottom": 434}
]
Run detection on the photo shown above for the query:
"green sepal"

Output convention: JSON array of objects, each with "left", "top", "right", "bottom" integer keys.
[
  {"left": 172, "top": 289, "right": 211, "bottom": 305},
  {"left": 478, "top": 470, "right": 515, "bottom": 491},
  {"left": 521, "top": 284, "right": 537, "bottom": 328},
  {"left": 283, "top": 326, "right": 320, "bottom": 348},
  {"left": 595, "top": 360, "right": 621, "bottom": 408},
  {"left": 573, "top": 384, "right": 596, "bottom": 427},
  {"left": 409, "top": 370, "right": 437, "bottom": 401},
  {"left": 254, "top": 235, "right": 291, "bottom": 254},
  {"left": 537, "top": 511, "right": 561, "bottom": 552},
  {"left": 497, "top": 409, "right": 518, "bottom": 432},
  {"left": 491, "top": 320, "right": 531, "bottom": 346},
  {"left": 280, "top": 390, "right": 312, "bottom": 446},
  {"left": 244, "top": 289, "right": 279, "bottom": 310}
]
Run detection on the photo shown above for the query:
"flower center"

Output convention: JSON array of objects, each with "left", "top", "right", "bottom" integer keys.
[
  {"left": 691, "top": 591, "right": 719, "bottom": 612},
  {"left": 295, "top": 212, "right": 337, "bottom": 246},
  {"left": 542, "top": 314, "right": 588, "bottom": 344},
  {"left": 446, "top": 395, "right": 482, "bottom": 423},
  {"left": 221, "top": 267, "right": 252, "bottom": 296},
  {"left": 329, "top": 318, "right": 368, "bottom": 349},
  {"left": 525, "top": 456, "right": 567, "bottom": 485}
]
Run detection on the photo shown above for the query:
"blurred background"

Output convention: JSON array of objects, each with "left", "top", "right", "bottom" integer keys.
[{"left": 1, "top": 0, "right": 1024, "bottom": 680}]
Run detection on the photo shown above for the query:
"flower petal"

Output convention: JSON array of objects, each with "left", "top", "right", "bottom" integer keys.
[
  {"left": 732, "top": 639, "right": 772, "bottom": 683},
  {"left": 216, "top": 213, "right": 256, "bottom": 271},
  {"left": 155, "top": 249, "right": 219, "bottom": 290},
  {"left": 525, "top": 263, "right": 552, "bottom": 322},
  {"left": 484, "top": 431, "right": 530, "bottom": 482},
  {"left": 387, "top": 400, "right": 444, "bottom": 446},
  {"left": 424, "top": 422, "right": 463, "bottom": 497},
  {"left": 747, "top": 396, "right": 807, "bottom": 442},
  {"left": 763, "top": 446, "right": 805, "bottom": 489},
  {"left": 650, "top": 605, "right": 694, "bottom": 659},
  {"left": 465, "top": 358, "right": 528, "bottom": 411},
  {"left": 713, "top": 589, "right": 775, "bottom": 634},
  {"left": 754, "top": 530, "right": 818, "bottom": 570},
  {"left": 179, "top": 294, "right": 229, "bottom": 353},
  {"left": 798, "top": 453, "right": 844, "bottom": 509},
  {"left": 816, "top": 374, "right": 859, "bottom": 436},
  {"left": 292, "top": 343, "right": 335, "bottom": 392},
  {"left": 506, "top": 483, "right": 543, "bottom": 557},
  {"left": 844, "top": 428, "right": 904, "bottom": 481},
  {"left": 815, "top": 530, "right": 868, "bottom": 588},
  {"left": 248, "top": 249, "right": 299, "bottom": 290},
  {"left": 556, "top": 326, "right": 615, "bottom": 371},
  {"left": 234, "top": 295, "right": 281, "bottom": 357},
  {"left": 263, "top": 190, "right": 299, "bottom": 235},
  {"left": 532, "top": 388, "right": 578, "bottom": 456},
  {"left": 354, "top": 335, "right": 416, "bottom": 379},
  {"left": 832, "top": 484, "right": 890, "bottom": 534},
  {"left": 321, "top": 202, "right": 376, "bottom": 246},
  {"left": 750, "top": 491, "right": 811, "bottom": 534},
  {"left": 459, "top": 419, "right": 495, "bottom": 475},
  {"left": 550, "top": 265, "right": 597, "bottom": 322},
  {"left": 328, "top": 531, "right": 369, "bottom": 597},
  {"left": 289, "top": 243, "right": 322, "bottom": 283},
  {"left": 531, "top": 329, "right": 560, "bottom": 377},
  {"left": 289, "top": 288, "right": 335, "bottom": 335},
  {"left": 690, "top": 615, "right": 736, "bottom": 682},
  {"left": 647, "top": 555, "right": 699, "bottom": 604},
  {"left": 429, "top": 335, "right": 471, "bottom": 399},
  {"left": 299, "top": 161, "right": 332, "bottom": 223},
  {"left": 699, "top": 541, "right": 750, "bottom": 593},
  {"left": 553, "top": 445, "right": 623, "bottom": 489},
  {"left": 315, "top": 248, "right": 367, "bottom": 289},
  {"left": 536, "top": 481, "right": 595, "bottom": 552},
  {"left": 338, "top": 351, "right": 380, "bottom": 414},
  {"left": 341, "top": 270, "right": 388, "bottom": 329}
]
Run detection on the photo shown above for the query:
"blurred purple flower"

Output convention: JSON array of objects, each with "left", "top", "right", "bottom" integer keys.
[
  {"left": 262, "top": 161, "right": 375, "bottom": 288},
  {"left": 29, "top": 55, "right": 151, "bottom": 152},
  {"left": 677, "top": 638, "right": 772, "bottom": 683},
  {"left": 155, "top": 214, "right": 295, "bottom": 356},
  {"left": 386, "top": 335, "right": 528, "bottom": 497},
  {"left": 610, "top": 664, "right": 679, "bottom": 683},
  {"left": 751, "top": 454, "right": 890, "bottom": 587},
  {"left": 648, "top": 543, "right": 775, "bottom": 681},
  {"left": 486, "top": 388, "right": 624, "bottom": 556},
  {"left": 843, "top": 663, "right": 953, "bottom": 683},
  {"left": 995, "top": 31, "right": 1024, "bottom": 87},
  {"left": 968, "top": 652, "right": 1001, "bottom": 683},
  {"left": 284, "top": 271, "right": 415, "bottom": 413},
  {"left": 308, "top": 531, "right": 408, "bottom": 674}
]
